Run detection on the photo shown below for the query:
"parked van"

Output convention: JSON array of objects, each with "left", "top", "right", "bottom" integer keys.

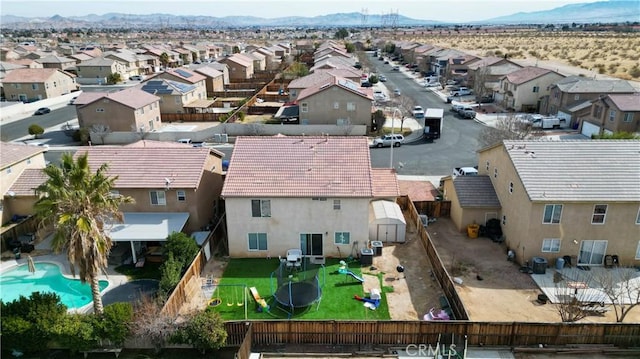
[
  {"left": 130, "top": 75, "right": 144, "bottom": 81},
  {"left": 177, "top": 138, "right": 192, "bottom": 144}
]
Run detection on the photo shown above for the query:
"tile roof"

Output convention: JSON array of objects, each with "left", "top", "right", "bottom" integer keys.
[
  {"left": 371, "top": 169, "right": 400, "bottom": 197},
  {"left": 161, "top": 68, "right": 206, "bottom": 84},
  {"left": 501, "top": 140, "right": 640, "bottom": 201},
  {"left": 77, "top": 57, "right": 118, "bottom": 67},
  {"left": 288, "top": 71, "right": 337, "bottom": 89},
  {"left": 220, "top": 55, "right": 252, "bottom": 68},
  {"left": 124, "top": 140, "right": 225, "bottom": 158},
  {"left": 74, "top": 146, "right": 214, "bottom": 189},
  {"left": 555, "top": 76, "right": 636, "bottom": 93},
  {"left": 193, "top": 66, "right": 223, "bottom": 78},
  {"left": 140, "top": 79, "right": 197, "bottom": 95},
  {"left": 296, "top": 76, "right": 373, "bottom": 101},
  {"left": 8, "top": 168, "right": 47, "bottom": 196},
  {"left": 398, "top": 179, "right": 438, "bottom": 202},
  {"left": 505, "top": 66, "right": 558, "bottom": 85},
  {"left": 74, "top": 88, "right": 159, "bottom": 109},
  {"left": 3, "top": 68, "right": 71, "bottom": 83},
  {"left": 0, "top": 142, "right": 46, "bottom": 170},
  {"left": 606, "top": 93, "right": 640, "bottom": 111},
  {"left": 36, "top": 55, "right": 75, "bottom": 64},
  {"left": 222, "top": 136, "right": 384, "bottom": 198},
  {"left": 453, "top": 176, "right": 501, "bottom": 208}
]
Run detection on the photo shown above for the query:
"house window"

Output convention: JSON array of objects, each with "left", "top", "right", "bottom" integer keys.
[
  {"left": 248, "top": 233, "right": 268, "bottom": 251},
  {"left": 543, "top": 204, "right": 563, "bottom": 224},
  {"left": 333, "top": 102, "right": 339, "bottom": 109},
  {"left": 335, "top": 232, "right": 350, "bottom": 245},
  {"left": 150, "top": 190, "right": 166, "bottom": 205},
  {"left": 509, "top": 182, "right": 513, "bottom": 194},
  {"left": 494, "top": 168, "right": 498, "bottom": 178},
  {"left": 636, "top": 241, "right": 640, "bottom": 260},
  {"left": 502, "top": 215, "right": 506, "bottom": 225},
  {"left": 290, "top": 90, "right": 297, "bottom": 97},
  {"left": 594, "top": 105, "right": 602, "bottom": 118},
  {"left": 251, "top": 199, "right": 271, "bottom": 217},
  {"left": 485, "top": 161, "right": 489, "bottom": 171},
  {"left": 31, "top": 84, "right": 38, "bottom": 90},
  {"left": 26, "top": 159, "right": 31, "bottom": 165},
  {"left": 6, "top": 167, "right": 12, "bottom": 174},
  {"left": 636, "top": 207, "right": 640, "bottom": 224},
  {"left": 608, "top": 110, "right": 616, "bottom": 122},
  {"left": 301, "top": 102, "right": 308, "bottom": 113},
  {"left": 347, "top": 102, "right": 356, "bottom": 111},
  {"left": 96, "top": 108, "right": 105, "bottom": 112},
  {"left": 574, "top": 94, "right": 580, "bottom": 101},
  {"left": 312, "top": 197, "right": 327, "bottom": 201},
  {"left": 333, "top": 199, "right": 341, "bottom": 210},
  {"left": 542, "top": 238, "right": 561, "bottom": 253},
  {"left": 14, "top": 84, "right": 21, "bottom": 89},
  {"left": 109, "top": 190, "right": 120, "bottom": 198},
  {"left": 592, "top": 204, "right": 607, "bottom": 224},
  {"left": 53, "top": 81, "right": 57, "bottom": 87},
  {"left": 175, "top": 97, "right": 181, "bottom": 104},
  {"left": 623, "top": 113, "right": 634, "bottom": 122},
  {"left": 553, "top": 90, "right": 559, "bottom": 99},
  {"left": 176, "top": 190, "right": 186, "bottom": 202},
  {"left": 532, "top": 86, "right": 539, "bottom": 93}
]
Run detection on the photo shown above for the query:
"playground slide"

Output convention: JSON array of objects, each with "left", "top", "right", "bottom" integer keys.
[
  {"left": 249, "top": 287, "right": 269, "bottom": 310},
  {"left": 346, "top": 270, "right": 364, "bottom": 283}
]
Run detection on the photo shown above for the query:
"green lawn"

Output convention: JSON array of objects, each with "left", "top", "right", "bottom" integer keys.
[
  {"left": 114, "top": 262, "right": 162, "bottom": 280},
  {"left": 206, "top": 258, "right": 390, "bottom": 320}
]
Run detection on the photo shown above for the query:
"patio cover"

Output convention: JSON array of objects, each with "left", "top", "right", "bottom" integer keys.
[{"left": 107, "top": 212, "right": 190, "bottom": 264}]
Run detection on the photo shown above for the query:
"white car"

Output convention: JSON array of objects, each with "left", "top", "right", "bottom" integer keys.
[
  {"left": 450, "top": 87, "right": 472, "bottom": 97},
  {"left": 393, "top": 89, "right": 401, "bottom": 96},
  {"left": 372, "top": 134, "right": 404, "bottom": 148}
]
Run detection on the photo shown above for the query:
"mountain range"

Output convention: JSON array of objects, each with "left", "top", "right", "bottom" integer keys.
[{"left": 1, "top": 1, "right": 638, "bottom": 28}]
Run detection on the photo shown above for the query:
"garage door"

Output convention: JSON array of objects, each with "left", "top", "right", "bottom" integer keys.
[
  {"left": 377, "top": 224, "right": 398, "bottom": 242},
  {"left": 581, "top": 121, "right": 600, "bottom": 138}
]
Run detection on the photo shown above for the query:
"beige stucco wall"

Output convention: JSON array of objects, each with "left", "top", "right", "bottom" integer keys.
[
  {"left": 442, "top": 177, "right": 500, "bottom": 233},
  {"left": 1, "top": 153, "right": 47, "bottom": 224},
  {"left": 76, "top": 62, "right": 127, "bottom": 80},
  {"left": 4, "top": 71, "right": 77, "bottom": 101},
  {"left": 298, "top": 88, "right": 372, "bottom": 128},
  {"left": 511, "top": 73, "right": 565, "bottom": 111},
  {"left": 224, "top": 61, "right": 253, "bottom": 81},
  {"left": 479, "top": 145, "right": 640, "bottom": 266},
  {"left": 77, "top": 100, "right": 161, "bottom": 132},
  {"left": 225, "top": 197, "right": 370, "bottom": 258}
]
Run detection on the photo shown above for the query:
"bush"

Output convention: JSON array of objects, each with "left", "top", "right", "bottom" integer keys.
[
  {"left": 28, "top": 124, "right": 44, "bottom": 138},
  {"left": 0, "top": 292, "right": 67, "bottom": 353},
  {"left": 94, "top": 302, "right": 133, "bottom": 346},
  {"left": 172, "top": 311, "right": 227, "bottom": 354},
  {"left": 159, "top": 253, "right": 182, "bottom": 298},
  {"left": 163, "top": 231, "right": 199, "bottom": 272},
  {"left": 50, "top": 314, "right": 96, "bottom": 353}
]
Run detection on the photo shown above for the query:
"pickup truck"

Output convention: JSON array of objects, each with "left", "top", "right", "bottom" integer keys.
[
  {"left": 450, "top": 87, "right": 472, "bottom": 97},
  {"left": 530, "top": 116, "right": 567, "bottom": 129},
  {"left": 453, "top": 167, "right": 479, "bottom": 177}
]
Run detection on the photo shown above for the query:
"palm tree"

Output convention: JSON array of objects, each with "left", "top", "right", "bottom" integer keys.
[{"left": 35, "top": 153, "right": 133, "bottom": 314}]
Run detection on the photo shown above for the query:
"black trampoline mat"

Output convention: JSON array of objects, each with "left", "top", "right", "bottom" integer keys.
[{"left": 274, "top": 280, "right": 321, "bottom": 308}]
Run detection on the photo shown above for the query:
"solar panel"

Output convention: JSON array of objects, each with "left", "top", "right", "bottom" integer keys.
[
  {"left": 174, "top": 69, "right": 193, "bottom": 78},
  {"left": 338, "top": 79, "right": 365, "bottom": 95}
]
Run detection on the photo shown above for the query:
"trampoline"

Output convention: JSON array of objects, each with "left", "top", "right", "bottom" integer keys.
[{"left": 274, "top": 278, "right": 322, "bottom": 308}]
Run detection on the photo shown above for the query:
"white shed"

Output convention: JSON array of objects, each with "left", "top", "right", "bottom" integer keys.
[{"left": 368, "top": 200, "right": 406, "bottom": 243}]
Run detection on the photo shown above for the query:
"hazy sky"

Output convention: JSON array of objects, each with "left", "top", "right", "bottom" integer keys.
[{"left": 2, "top": 0, "right": 601, "bottom": 23}]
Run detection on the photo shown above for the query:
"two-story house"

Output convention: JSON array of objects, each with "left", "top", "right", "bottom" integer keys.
[
  {"left": 496, "top": 66, "right": 565, "bottom": 112},
  {"left": 35, "top": 55, "right": 76, "bottom": 70},
  {"left": 75, "top": 142, "right": 225, "bottom": 263},
  {"left": 542, "top": 77, "right": 636, "bottom": 126},
  {"left": 287, "top": 70, "right": 361, "bottom": 102},
  {"left": 296, "top": 76, "right": 373, "bottom": 129},
  {"left": 139, "top": 79, "right": 201, "bottom": 114},
  {"left": 192, "top": 66, "right": 225, "bottom": 96},
  {"left": 443, "top": 140, "right": 640, "bottom": 266},
  {"left": 151, "top": 68, "right": 207, "bottom": 101},
  {"left": 580, "top": 93, "right": 640, "bottom": 137},
  {"left": 3, "top": 68, "right": 77, "bottom": 102},
  {"left": 74, "top": 87, "right": 161, "bottom": 134},
  {"left": 218, "top": 54, "right": 254, "bottom": 81},
  {"left": 75, "top": 57, "right": 128, "bottom": 85},
  {"left": 221, "top": 136, "right": 400, "bottom": 258},
  {"left": 467, "top": 57, "right": 523, "bottom": 96}
]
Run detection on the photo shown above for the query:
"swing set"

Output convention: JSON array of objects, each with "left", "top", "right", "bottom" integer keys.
[{"left": 207, "top": 284, "right": 248, "bottom": 320}]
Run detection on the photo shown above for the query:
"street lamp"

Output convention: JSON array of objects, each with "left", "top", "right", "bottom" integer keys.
[{"left": 390, "top": 107, "right": 402, "bottom": 169}]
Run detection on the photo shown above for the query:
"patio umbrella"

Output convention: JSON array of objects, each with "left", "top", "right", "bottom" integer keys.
[{"left": 27, "top": 255, "right": 36, "bottom": 274}]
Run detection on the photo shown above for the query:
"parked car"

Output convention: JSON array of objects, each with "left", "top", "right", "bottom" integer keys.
[
  {"left": 34, "top": 107, "right": 51, "bottom": 115},
  {"left": 459, "top": 108, "right": 477, "bottom": 119},
  {"left": 379, "top": 75, "right": 387, "bottom": 82},
  {"left": 451, "top": 104, "right": 465, "bottom": 113},
  {"left": 372, "top": 134, "right": 405, "bottom": 148},
  {"left": 130, "top": 75, "right": 144, "bottom": 81},
  {"left": 451, "top": 87, "right": 472, "bottom": 97},
  {"left": 392, "top": 65, "right": 400, "bottom": 71},
  {"left": 476, "top": 95, "right": 494, "bottom": 103},
  {"left": 393, "top": 88, "right": 401, "bottom": 96},
  {"left": 413, "top": 106, "right": 424, "bottom": 113},
  {"left": 361, "top": 82, "right": 373, "bottom": 88}
]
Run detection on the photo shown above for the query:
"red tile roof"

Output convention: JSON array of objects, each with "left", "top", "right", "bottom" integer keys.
[
  {"left": 371, "top": 169, "right": 400, "bottom": 197},
  {"left": 222, "top": 136, "right": 393, "bottom": 198},
  {"left": 3, "top": 68, "right": 74, "bottom": 83},
  {"left": 74, "top": 146, "right": 214, "bottom": 189},
  {"left": 296, "top": 76, "right": 373, "bottom": 101},
  {"left": 9, "top": 168, "right": 47, "bottom": 196},
  {"left": 505, "top": 66, "right": 556, "bottom": 85},
  {"left": 607, "top": 93, "right": 640, "bottom": 111},
  {"left": 75, "top": 88, "right": 159, "bottom": 109},
  {"left": 163, "top": 68, "right": 206, "bottom": 84}
]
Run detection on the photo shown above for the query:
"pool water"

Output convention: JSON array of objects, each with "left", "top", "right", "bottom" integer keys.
[{"left": 0, "top": 262, "right": 109, "bottom": 309}]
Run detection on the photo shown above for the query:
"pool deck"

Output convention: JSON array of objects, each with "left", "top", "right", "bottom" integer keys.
[{"left": 1, "top": 233, "right": 130, "bottom": 313}]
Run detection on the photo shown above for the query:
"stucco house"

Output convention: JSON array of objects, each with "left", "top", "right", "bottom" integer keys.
[
  {"left": 542, "top": 76, "right": 636, "bottom": 125},
  {"left": 443, "top": 140, "right": 640, "bottom": 266},
  {"left": 74, "top": 87, "right": 161, "bottom": 133},
  {"left": 151, "top": 68, "right": 207, "bottom": 101},
  {"left": 74, "top": 142, "right": 225, "bottom": 264},
  {"left": 496, "top": 66, "right": 565, "bottom": 112},
  {"left": 218, "top": 54, "right": 254, "bottom": 81},
  {"left": 0, "top": 142, "right": 48, "bottom": 228},
  {"left": 35, "top": 55, "right": 76, "bottom": 70},
  {"left": 3, "top": 68, "right": 77, "bottom": 102},
  {"left": 287, "top": 70, "right": 361, "bottom": 102},
  {"left": 295, "top": 76, "right": 373, "bottom": 129},
  {"left": 75, "top": 57, "right": 128, "bottom": 85},
  {"left": 193, "top": 65, "right": 225, "bottom": 95},
  {"left": 139, "top": 79, "right": 201, "bottom": 114},
  {"left": 221, "top": 136, "right": 400, "bottom": 258},
  {"left": 579, "top": 93, "right": 640, "bottom": 137},
  {"left": 467, "top": 57, "right": 523, "bottom": 95}
]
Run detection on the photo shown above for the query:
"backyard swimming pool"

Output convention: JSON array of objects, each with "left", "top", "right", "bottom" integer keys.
[{"left": 0, "top": 262, "right": 109, "bottom": 309}]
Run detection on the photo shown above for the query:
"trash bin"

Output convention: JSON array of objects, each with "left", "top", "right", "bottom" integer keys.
[
  {"left": 532, "top": 257, "right": 547, "bottom": 274},
  {"left": 371, "top": 241, "right": 383, "bottom": 257},
  {"left": 555, "top": 257, "right": 565, "bottom": 270},
  {"left": 467, "top": 224, "right": 480, "bottom": 239},
  {"left": 360, "top": 248, "right": 373, "bottom": 266}
]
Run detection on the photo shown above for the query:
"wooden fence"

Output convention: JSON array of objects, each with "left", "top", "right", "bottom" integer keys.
[
  {"left": 225, "top": 321, "right": 640, "bottom": 349},
  {"left": 161, "top": 113, "right": 221, "bottom": 123},
  {"left": 397, "top": 196, "right": 469, "bottom": 321}
]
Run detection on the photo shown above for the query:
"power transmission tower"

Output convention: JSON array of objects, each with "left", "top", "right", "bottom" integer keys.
[{"left": 361, "top": 8, "right": 368, "bottom": 27}]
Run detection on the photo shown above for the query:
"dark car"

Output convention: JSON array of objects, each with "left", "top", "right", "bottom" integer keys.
[
  {"left": 34, "top": 107, "right": 51, "bottom": 115},
  {"left": 476, "top": 95, "right": 494, "bottom": 103},
  {"left": 361, "top": 82, "right": 373, "bottom": 88}
]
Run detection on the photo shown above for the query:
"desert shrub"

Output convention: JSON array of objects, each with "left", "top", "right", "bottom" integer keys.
[
  {"left": 172, "top": 311, "right": 227, "bottom": 354},
  {"left": 163, "top": 231, "right": 199, "bottom": 272},
  {"left": 237, "top": 111, "right": 245, "bottom": 122},
  {"left": 28, "top": 124, "right": 44, "bottom": 138},
  {"left": 629, "top": 66, "right": 640, "bottom": 78},
  {"left": 159, "top": 253, "right": 182, "bottom": 298}
]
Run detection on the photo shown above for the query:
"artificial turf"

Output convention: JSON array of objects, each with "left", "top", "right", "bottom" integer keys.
[{"left": 206, "top": 258, "right": 390, "bottom": 320}]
